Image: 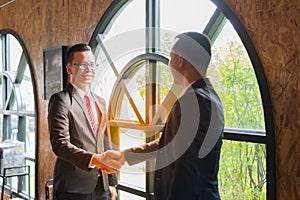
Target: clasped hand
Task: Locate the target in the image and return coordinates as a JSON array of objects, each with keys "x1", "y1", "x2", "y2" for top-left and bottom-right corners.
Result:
[{"x1": 92, "y1": 150, "x2": 125, "y2": 174}]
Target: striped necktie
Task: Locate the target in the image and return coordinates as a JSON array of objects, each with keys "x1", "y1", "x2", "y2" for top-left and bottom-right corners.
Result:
[{"x1": 84, "y1": 94, "x2": 98, "y2": 135}]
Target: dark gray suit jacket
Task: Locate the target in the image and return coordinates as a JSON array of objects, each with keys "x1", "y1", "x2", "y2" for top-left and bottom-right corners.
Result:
[
  {"x1": 48, "y1": 83, "x2": 117, "y2": 194},
  {"x1": 125, "y1": 78, "x2": 224, "y2": 200}
]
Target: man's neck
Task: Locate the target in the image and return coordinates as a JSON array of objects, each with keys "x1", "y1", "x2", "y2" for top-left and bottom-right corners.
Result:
[{"x1": 182, "y1": 73, "x2": 203, "y2": 90}]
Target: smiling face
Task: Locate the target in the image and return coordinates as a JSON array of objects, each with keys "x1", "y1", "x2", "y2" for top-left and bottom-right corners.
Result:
[{"x1": 66, "y1": 50, "x2": 96, "y2": 92}]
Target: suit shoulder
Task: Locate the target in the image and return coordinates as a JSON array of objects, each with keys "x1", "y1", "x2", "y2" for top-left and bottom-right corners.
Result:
[
  {"x1": 49, "y1": 90, "x2": 71, "y2": 104},
  {"x1": 94, "y1": 93, "x2": 106, "y2": 104}
]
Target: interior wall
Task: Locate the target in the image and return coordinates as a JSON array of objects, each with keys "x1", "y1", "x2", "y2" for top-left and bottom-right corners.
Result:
[{"x1": 0, "y1": 0, "x2": 298, "y2": 199}]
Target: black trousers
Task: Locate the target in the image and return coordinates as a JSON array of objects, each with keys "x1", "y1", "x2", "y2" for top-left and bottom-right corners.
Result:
[{"x1": 54, "y1": 177, "x2": 110, "y2": 200}]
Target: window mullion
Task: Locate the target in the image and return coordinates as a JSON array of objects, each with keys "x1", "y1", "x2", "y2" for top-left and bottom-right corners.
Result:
[
  {"x1": 203, "y1": 9, "x2": 227, "y2": 44},
  {"x1": 146, "y1": 1, "x2": 160, "y2": 196},
  {"x1": 15, "y1": 52, "x2": 26, "y2": 83}
]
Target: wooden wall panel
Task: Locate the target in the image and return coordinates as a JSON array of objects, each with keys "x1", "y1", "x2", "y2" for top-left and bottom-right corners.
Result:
[{"x1": 0, "y1": 0, "x2": 299, "y2": 199}]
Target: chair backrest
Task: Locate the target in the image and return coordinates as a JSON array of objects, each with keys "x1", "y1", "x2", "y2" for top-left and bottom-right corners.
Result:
[{"x1": 45, "y1": 178, "x2": 53, "y2": 200}]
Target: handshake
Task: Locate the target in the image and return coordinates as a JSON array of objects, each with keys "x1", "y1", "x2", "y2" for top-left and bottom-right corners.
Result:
[{"x1": 91, "y1": 150, "x2": 125, "y2": 174}]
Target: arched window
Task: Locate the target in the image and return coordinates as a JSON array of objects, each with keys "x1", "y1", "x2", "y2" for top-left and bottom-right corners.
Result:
[
  {"x1": 90, "y1": 0, "x2": 275, "y2": 199},
  {"x1": 0, "y1": 31, "x2": 36, "y2": 199}
]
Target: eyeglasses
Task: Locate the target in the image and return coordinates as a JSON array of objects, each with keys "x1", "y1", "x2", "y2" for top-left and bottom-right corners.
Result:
[{"x1": 69, "y1": 62, "x2": 99, "y2": 70}]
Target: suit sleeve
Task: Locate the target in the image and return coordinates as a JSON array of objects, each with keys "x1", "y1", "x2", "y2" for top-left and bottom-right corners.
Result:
[
  {"x1": 124, "y1": 139, "x2": 159, "y2": 165},
  {"x1": 48, "y1": 93, "x2": 93, "y2": 171},
  {"x1": 103, "y1": 125, "x2": 118, "y2": 186}
]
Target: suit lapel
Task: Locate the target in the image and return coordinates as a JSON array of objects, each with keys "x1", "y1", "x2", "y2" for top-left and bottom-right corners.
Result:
[{"x1": 93, "y1": 94, "x2": 106, "y2": 135}]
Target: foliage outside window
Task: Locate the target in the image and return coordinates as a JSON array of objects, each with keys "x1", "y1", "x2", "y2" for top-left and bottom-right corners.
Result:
[{"x1": 208, "y1": 23, "x2": 266, "y2": 199}]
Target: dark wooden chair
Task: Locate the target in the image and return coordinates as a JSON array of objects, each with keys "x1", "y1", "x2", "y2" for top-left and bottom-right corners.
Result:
[{"x1": 45, "y1": 178, "x2": 53, "y2": 200}]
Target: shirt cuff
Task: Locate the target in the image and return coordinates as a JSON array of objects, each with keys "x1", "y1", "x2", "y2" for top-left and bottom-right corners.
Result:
[{"x1": 89, "y1": 154, "x2": 96, "y2": 168}]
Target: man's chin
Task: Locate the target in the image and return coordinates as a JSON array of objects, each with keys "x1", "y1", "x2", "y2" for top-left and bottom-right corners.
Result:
[
  {"x1": 83, "y1": 80, "x2": 92, "y2": 85},
  {"x1": 73, "y1": 80, "x2": 92, "y2": 87},
  {"x1": 82, "y1": 77, "x2": 93, "y2": 83}
]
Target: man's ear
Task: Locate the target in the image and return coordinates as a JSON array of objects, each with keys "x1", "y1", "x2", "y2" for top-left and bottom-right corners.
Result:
[
  {"x1": 178, "y1": 56, "x2": 185, "y2": 68},
  {"x1": 66, "y1": 65, "x2": 73, "y2": 75}
]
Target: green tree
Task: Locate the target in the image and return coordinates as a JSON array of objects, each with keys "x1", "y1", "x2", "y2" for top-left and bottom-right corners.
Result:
[{"x1": 210, "y1": 40, "x2": 266, "y2": 200}]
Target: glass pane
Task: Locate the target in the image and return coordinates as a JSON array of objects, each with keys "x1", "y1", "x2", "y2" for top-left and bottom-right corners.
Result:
[
  {"x1": 160, "y1": 0, "x2": 216, "y2": 33},
  {"x1": 19, "y1": 66, "x2": 34, "y2": 112},
  {"x1": 92, "y1": 65, "x2": 116, "y2": 105},
  {"x1": 219, "y1": 140, "x2": 266, "y2": 199},
  {"x1": 8, "y1": 34, "x2": 23, "y2": 75},
  {"x1": 157, "y1": 29, "x2": 178, "y2": 55},
  {"x1": 94, "y1": 0, "x2": 146, "y2": 86},
  {"x1": 158, "y1": 61, "x2": 173, "y2": 102},
  {"x1": 119, "y1": 190, "x2": 145, "y2": 200},
  {"x1": 7, "y1": 79, "x2": 18, "y2": 111},
  {"x1": 10, "y1": 115, "x2": 18, "y2": 139},
  {"x1": 25, "y1": 117, "x2": 35, "y2": 158},
  {"x1": 119, "y1": 128, "x2": 146, "y2": 191},
  {"x1": 119, "y1": 65, "x2": 146, "y2": 122},
  {"x1": 104, "y1": 0, "x2": 145, "y2": 39},
  {"x1": 26, "y1": 159, "x2": 35, "y2": 198},
  {"x1": 209, "y1": 21, "x2": 265, "y2": 131},
  {"x1": 96, "y1": 29, "x2": 147, "y2": 78},
  {"x1": 118, "y1": 94, "x2": 141, "y2": 121},
  {"x1": 10, "y1": 176, "x2": 19, "y2": 193},
  {"x1": 9, "y1": 161, "x2": 34, "y2": 198}
]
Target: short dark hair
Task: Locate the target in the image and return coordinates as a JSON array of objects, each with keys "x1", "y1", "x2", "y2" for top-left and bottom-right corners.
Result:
[
  {"x1": 172, "y1": 32, "x2": 211, "y2": 76},
  {"x1": 174, "y1": 32, "x2": 211, "y2": 56},
  {"x1": 66, "y1": 43, "x2": 91, "y2": 64}
]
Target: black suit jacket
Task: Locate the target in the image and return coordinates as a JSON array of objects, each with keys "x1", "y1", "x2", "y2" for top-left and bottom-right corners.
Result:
[
  {"x1": 48, "y1": 83, "x2": 117, "y2": 194},
  {"x1": 125, "y1": 78, "x2": 224, "y2": 200}
]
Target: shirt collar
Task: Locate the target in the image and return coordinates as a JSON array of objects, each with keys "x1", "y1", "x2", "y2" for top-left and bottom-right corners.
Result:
[{"x1": 71, "y1": 83, "x2": 91, "y2": 100}]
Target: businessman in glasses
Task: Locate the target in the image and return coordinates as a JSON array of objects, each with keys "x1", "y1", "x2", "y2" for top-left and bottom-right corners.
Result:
[{"x1": 48, "y1": 43, "x2": 124, "y2": 200}]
